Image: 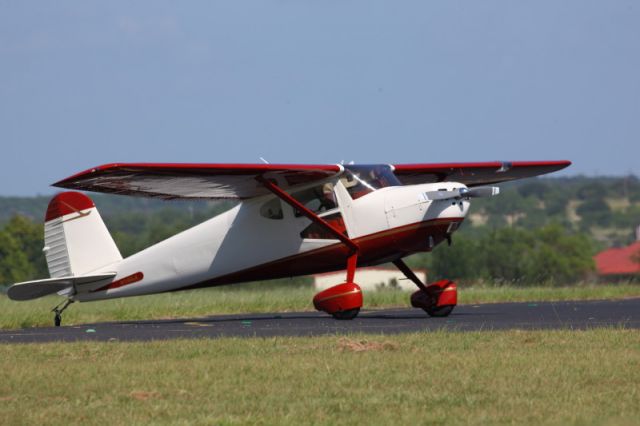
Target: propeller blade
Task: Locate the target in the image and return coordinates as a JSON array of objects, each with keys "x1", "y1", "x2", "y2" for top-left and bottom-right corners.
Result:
[
  {"x1": 467, "y1": 186, "x2": 500, "y2": 198},
  {"x1": 422, "y1": 186, "x2": 499, "y2": 201}
]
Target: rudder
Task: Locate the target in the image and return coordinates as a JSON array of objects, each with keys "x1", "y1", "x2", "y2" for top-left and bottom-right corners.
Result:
[{"x1": 43, "y1": 192, "x2": 122, "y2": 277}]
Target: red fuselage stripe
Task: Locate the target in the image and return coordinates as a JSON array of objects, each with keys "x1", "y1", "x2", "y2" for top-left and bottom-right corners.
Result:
[{"x1": 92, "y1": 272, "x2": 144, "y2": 292}]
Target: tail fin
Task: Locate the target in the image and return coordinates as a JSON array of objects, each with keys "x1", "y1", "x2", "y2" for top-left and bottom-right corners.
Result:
[{"x1": 43, "y1": 192, "x2": 122, "y2": 277}]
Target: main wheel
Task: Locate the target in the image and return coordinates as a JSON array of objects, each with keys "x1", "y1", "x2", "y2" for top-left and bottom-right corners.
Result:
[
  {"x1": 331, "y1": 308, "x2": 360, "y2": 320},
  {"x1": 424, "y1": 305, "x2": 455, "y2": 317},
  {"x1": 54, "y1": 313, "x2": 62, "y2": 327},
  {"x1": 411, "y1": 287, "x2": 456, "y2": 318}
]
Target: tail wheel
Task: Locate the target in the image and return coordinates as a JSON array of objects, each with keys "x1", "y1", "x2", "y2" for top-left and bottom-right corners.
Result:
[{"x1": 52, "y1": 299, "x2": 73, "y2": 327}]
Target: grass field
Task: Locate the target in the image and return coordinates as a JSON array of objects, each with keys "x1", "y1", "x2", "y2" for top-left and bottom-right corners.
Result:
[
  {"x1": 1, "y1": 329, "x2": 639, "y2": 425},
  {"x1": 2, "y1": 283, "x2": 640, "y2": 329}
]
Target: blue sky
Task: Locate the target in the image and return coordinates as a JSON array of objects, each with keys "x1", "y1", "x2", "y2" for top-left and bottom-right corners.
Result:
[{"x1": 1, "y1": 1, "x2": 639, "y2": 195}]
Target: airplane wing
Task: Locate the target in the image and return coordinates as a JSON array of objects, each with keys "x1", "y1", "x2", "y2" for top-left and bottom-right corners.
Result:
[
  {"x1": 392, "y1": 160, "x2": 571, "y2": 187},
  {"x1": 54, "y1": 160, "x2": 571, "y2": 200},
  {"x1": 53, "y1": 163, "x2": 342, "y2": 200}
]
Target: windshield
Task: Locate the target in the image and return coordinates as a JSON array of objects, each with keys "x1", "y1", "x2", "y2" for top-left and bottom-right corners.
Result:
[{"x1": 341, "y1": 165, "x2": 400, "y2": 199}]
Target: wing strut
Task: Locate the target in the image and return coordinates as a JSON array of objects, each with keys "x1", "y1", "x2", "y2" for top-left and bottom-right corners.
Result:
[{"x1": 257, "y1": 176, "x2": 360, "y2": 282}]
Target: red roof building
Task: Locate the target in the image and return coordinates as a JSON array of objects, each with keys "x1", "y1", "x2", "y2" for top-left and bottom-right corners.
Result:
[{"x1": 594, "y1": 241, "x2": 640, "y2": 277}]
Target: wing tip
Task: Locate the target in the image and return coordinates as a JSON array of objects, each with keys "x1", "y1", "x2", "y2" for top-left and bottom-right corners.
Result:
[
  {"x1": 536, "y1": 159, "x2": 572, "y2": 172},
  {"x1": 52, "y1": 163, "x2": 116, "y2": 189}
]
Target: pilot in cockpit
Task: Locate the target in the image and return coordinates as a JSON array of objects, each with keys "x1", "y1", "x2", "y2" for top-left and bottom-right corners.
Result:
[{"x1": 320, "y1": 183, "x2": 337, "y2": 211}]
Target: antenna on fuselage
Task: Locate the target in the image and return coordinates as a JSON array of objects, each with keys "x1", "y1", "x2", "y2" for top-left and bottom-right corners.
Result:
[{"x1": 259, "y1": 157, "x2": 269, "y2": 164}]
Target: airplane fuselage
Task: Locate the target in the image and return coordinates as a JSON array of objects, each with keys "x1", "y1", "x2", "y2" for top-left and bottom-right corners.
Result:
[{"x1": 74, "y1": 182, "x2": 470, "y2": 302}]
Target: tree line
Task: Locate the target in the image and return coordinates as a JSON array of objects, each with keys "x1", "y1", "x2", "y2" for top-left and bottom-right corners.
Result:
[
  {"x1": 408, "y1": 223, "x2": 595, "y2": 285},
  {"x1": 1, "y1": 215, "x2": 597, "y2": 289}
]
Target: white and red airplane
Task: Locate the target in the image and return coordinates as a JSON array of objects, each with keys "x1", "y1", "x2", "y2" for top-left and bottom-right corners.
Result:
[{"x1": 8, "y1": 161, "x2": 570, "y2": 326}]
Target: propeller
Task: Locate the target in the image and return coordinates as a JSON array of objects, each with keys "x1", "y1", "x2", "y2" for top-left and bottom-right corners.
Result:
[{"x1": 423, "y1": 186, "x2": 500, "y2": 201}]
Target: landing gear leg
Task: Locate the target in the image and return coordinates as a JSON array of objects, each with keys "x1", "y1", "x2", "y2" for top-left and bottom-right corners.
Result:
[
  {"x1": 52, "y1": 299, "x2": 73, "y2": 327},
  {"x1": 257, "y1": 176, "x2": 362, "y2": 320},
  {"x1": 393, "y1": 259, "x2": 457, "y2": 317}
]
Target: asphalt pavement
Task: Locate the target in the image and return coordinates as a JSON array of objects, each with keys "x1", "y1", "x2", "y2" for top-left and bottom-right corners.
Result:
[{"x1": 1, "y1": 298, "x2": 638, "y2": 344}]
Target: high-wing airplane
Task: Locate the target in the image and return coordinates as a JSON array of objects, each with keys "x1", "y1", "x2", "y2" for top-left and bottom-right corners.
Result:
[{"x1": 7, "y1": 161, "x2": 570, "y2": 326}]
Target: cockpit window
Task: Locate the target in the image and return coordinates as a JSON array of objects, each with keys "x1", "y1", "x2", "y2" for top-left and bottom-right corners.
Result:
[
  {"x1": 341, "y1": 165, "x2": 401, "y2": 200},
  {"x1": 287, "y1": 165, "x2": 401, "y2": 217},
  {"x1": 260, "y1": 198, "x2": 284, "y2": 220}
]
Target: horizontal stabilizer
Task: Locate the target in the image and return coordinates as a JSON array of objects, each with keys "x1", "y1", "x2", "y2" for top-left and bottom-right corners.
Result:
[{"x1": 7, "y1": 273, "x2": 116, "y2": 301}]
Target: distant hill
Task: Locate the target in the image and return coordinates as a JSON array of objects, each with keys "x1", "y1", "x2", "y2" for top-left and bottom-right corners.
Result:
[
  {"x1": 467, "y1": 175, "x2": 640, "y2": 247},
  {"x1": 0, "y1": 194, "x2": 234, "y2": 225}
]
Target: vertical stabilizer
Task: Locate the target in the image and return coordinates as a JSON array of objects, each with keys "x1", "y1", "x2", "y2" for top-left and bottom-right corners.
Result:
[{"x1": 43, "y1": 192, "x2": 122, "y2": 277}]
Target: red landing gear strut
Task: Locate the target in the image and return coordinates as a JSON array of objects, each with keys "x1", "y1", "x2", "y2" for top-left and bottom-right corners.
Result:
[
  {"x1": 258, "y1": 177, "x2": 362, "y2": 320},
  {"x1": 312, "y1": 254, "x2": 362, "y2": 320},
  {"x1": 393, "y1": 259, "x2": 457, "y2": 317}
]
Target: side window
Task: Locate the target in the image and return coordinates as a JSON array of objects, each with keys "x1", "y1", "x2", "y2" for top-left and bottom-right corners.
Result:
[
  {"x1": 292, "y1": 184, "x2": 337, "y2": 217},
  {"x1": 260, "y1": 198, "x2": 283, "y2": 220},
  {"x1": 300, "y1": 212, "x2": 347, "y2": 239}
]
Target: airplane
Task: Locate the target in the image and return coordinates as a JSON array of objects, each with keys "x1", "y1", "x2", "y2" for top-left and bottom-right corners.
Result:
[{"x1": 7, "y1": 160, "x2": 570, "y2": 326}]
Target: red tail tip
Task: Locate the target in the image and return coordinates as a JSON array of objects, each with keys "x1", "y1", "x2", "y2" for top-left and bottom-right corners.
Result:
[{"x1": 45, "y1": 192, "x2": 95, "y2": 222}]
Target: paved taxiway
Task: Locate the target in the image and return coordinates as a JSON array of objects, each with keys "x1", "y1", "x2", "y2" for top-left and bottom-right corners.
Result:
[{"x1": 1, "y1": 298, "x2": 638, "y2": 343}]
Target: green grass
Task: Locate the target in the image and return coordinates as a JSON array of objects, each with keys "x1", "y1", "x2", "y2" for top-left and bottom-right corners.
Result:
[
  {"x1": 1, "y1": 329, "x2": 639, "y2": 425},
  {"x1": 1, "y1": 283, "x2": 640, "y2": 329}
]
